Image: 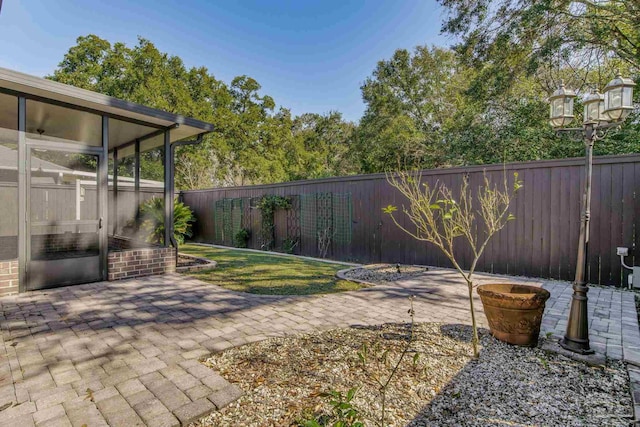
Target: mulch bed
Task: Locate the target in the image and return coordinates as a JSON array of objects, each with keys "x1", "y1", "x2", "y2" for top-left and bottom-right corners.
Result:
[{"x1": 194, "y1": 323, "x2": 631, "y2": 426}]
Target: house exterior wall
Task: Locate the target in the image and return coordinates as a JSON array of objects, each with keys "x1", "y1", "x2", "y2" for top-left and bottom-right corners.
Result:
[{"x1": 0, "y1": 260, "x2": 19, "y2": 296}]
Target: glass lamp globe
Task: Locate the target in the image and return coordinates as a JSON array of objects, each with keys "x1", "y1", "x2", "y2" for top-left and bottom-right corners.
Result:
[
  {"x1": 603, "y1": 72, "x2": 636, "y2": 122},
  {"x1": 549, "y1": 81, "x2": 576, "y2": 128},
  {"x1": 583, "y1": 89, "x2": 606, "y2": 126}
]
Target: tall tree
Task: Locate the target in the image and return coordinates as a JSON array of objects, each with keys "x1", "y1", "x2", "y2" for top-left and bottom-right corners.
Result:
[
  {"x1": 50, "y1": 35, "x2": 349, "y2": 189},
  {"x1": 438, "y1": 0, "x2": 639, "y2": 96},
  {"x1": 356, "y1": 43, "x2": 640, "y2": 172},
  {"x1": 290, "y1": 112, "x2": 358, "y2": 179},
  {"x1": 356, "y1": 46, "x2": 462, "y2": 172}
]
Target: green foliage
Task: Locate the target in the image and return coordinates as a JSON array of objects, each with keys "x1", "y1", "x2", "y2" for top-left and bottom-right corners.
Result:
[
  {"x1": 439, "y1": 0, "x2": 640, "y2": 77},
  {"x1": 290, "y1": 112, "x2": 360, "y2": 180},
  {"x1": 139, "y1": 197, "x2": 195, "y2": 245},
  {"x1": 356, "y1": 43, "x2": 639, "y2": 173},
  {"x1": 283, "y1": 238, "x2": 299, "y2": 254},
  {"x1": 381, "y1": 205, "x2": 397, "y2": 214},
  {"x1": 49, "y1": 35, "x2": 358, "y2": 189},
  {"x1": 256, "y1": 195, "x2": 291, "y2": 251},
  {"x1": 300, "y1": 388, "x2": 364, "y2": 427},
  {"x1": 49, "y1": 33, "x2": 639, "y2": 187},
  {"x1": 356, "y1": 47, "x2": 458, "y2": 172},
  {"x1": 234, "y1": 228, "x2": 251, "y2": 248}
]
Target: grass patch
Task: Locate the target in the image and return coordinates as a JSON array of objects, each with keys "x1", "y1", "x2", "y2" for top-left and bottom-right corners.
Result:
[{"x1": 179, "y1": 244, "x2": 363, "y2": 295}]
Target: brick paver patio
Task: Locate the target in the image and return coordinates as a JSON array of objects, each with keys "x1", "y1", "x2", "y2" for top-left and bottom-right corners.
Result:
[{"x1": 0, "y1": 270, "x2": 637, "y2": 426}]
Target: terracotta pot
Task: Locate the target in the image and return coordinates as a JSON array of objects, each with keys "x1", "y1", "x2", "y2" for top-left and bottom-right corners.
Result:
[{"x1": 477, "y1": 283, "x2": 550, "y2": 347}]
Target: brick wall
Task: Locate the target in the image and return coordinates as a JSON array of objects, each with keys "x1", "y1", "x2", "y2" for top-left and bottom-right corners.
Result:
[
  {"x1": 107, "y1": 246, "x2": 176, "y2": 281},
  {"x1": 0, "y1": 260, "x2": 19, "y2": 296},
  {"x1": 0, "y1": 237, "x2": 176, "y2": 294}
]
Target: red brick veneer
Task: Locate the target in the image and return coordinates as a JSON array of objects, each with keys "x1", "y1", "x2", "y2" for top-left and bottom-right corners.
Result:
[
  {"x1": 0, "y1": 259, "x2": 19, "y2": 296},
  {"x1": 107, "y1": 246, "x2": 176, "y2": 281}
]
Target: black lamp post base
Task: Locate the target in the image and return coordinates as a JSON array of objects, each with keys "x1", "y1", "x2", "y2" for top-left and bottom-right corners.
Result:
[{"x1": 559, "y1": 337, "x2": 594, "y2": 355}]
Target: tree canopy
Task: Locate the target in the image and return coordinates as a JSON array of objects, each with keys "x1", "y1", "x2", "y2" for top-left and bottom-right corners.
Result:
[
  {"x1": 437, "y1": 0, "x2": 639, "y2": 96},
  {"x1": 49, "y1": 35, "x2": 359, "y2": 189},
  {"x1": 48, "y1": 31, "x2": 638, "y2": 188}
]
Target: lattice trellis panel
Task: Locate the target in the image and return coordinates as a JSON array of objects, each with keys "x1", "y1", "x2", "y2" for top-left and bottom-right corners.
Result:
[
  {"x1": 333, "y1": 193, "x2": 352, "y2": 245},
  {"x1": 300, "y1": 193, "x2": 317, "y2": 242},
  {"x1": 299, "y1": 192, "x2": 352, "y2": 257},
  {"x1": 242, "y1": 198, "x2": 252, "y2": 231},
  {"x1": 213, "y1": 200, "x2": 224, "y2": 243},
  {"x1": 231, "y1": 198, "x2": 244, "y2": 244},
  {"x1": 286, "y1": 195, "x2": 301, "y2": 253},
  {"x1": 222, "y1": 199, "x2": 233, "y2": 246}
]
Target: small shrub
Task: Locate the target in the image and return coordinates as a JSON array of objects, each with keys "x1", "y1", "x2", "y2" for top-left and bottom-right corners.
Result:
[
  {"x1": 384, "y1": 170, "x2": 521, "y2": 357},
  {"x1": 300, "y1": 387, "x2": 364, "y2": 427},
  {"x1": 139, "y1": 197, "x2": 195, "y2": 245},
  {"x1": 235, "y1": 228, "x2": 251, "y2": 248},
  {"x1": 283, "y1": 238, "x2": 299, "y2": 254}
]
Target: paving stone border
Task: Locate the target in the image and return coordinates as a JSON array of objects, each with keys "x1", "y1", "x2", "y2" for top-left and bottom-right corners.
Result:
[
  {"x1": 335, "y1": 267, "x2": 375, "y2": 286},
  {"x1": 175, "y1": 254, "x2": 217, "y2": 274}
]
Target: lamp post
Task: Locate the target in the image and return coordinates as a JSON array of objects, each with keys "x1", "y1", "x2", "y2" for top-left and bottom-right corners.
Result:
[{"x1": 549, "y1": 72, "x2": 635, "y2": 354}]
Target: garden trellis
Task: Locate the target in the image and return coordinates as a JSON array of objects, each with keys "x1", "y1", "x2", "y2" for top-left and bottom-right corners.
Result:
[{"x1": 211, "y1": 192, "x2": 353, "y2": 257}]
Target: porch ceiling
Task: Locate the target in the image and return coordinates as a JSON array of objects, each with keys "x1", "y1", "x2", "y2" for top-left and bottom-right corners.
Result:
[{"x1": 0, "y1": 67, "x2": 214, "y2": 148}]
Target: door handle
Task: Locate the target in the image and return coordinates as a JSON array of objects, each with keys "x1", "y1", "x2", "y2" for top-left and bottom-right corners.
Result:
[{"x1": 99, "y1": 217, "x2": 103, "y2": 229}]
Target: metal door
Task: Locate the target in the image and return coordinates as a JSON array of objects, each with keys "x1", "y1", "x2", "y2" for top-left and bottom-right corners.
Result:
[{"x1": 26, "y1": 144, "x2": 105, "y2": 290}]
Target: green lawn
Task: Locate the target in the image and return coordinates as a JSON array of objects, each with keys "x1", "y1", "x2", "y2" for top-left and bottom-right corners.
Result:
[{"x1": 179, "y1": 244, "x2": 363, "y2": 295}]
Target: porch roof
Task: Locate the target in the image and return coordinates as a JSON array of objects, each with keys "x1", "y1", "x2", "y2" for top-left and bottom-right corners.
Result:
[{"x1": 0, "y1": 67, "x2": 214, "y2": 149}]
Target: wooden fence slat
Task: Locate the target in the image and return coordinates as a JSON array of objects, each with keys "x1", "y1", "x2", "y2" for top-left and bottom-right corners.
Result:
[{"x1": 181, "y1": 155, "x2": 640, "y2": 286}]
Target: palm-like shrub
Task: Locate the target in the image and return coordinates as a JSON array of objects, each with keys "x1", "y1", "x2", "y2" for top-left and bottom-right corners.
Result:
[{"x1": 139, "y1": 197, "x2": 195, "y2": 245}]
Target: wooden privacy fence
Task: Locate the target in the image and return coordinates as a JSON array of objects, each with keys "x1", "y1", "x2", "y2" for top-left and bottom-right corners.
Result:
[{"x1": 181, "y1": 154, "x2": 640, "y2": 286}]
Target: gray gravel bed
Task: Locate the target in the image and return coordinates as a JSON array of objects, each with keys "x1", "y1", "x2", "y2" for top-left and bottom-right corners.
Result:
[
  {"x1": 414, "y1": 334, "x2": 631, "y2": 426},
  {"x1": 342, "y1": 264, "x2": 430, "y2": 283}
]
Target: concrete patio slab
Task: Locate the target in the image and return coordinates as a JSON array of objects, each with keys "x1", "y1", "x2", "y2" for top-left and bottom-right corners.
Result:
[{"x1": 0, "y1": 270, "x2": 636, "y2": 426}]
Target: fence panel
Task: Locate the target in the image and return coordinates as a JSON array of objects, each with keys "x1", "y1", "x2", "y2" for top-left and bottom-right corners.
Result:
[{"x1": 181, "y1": 154, "x2": 640, "y2": 286}]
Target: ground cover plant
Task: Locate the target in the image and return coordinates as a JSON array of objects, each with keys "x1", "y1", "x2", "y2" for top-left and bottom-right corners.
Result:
[{"x1": 179, "y1": 244, "x2": 361, "y2": 295}]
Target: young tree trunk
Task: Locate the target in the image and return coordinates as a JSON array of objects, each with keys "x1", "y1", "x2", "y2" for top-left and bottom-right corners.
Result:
[{"x1": 467, "y1": 280, "x2": 480, "y2": 358}]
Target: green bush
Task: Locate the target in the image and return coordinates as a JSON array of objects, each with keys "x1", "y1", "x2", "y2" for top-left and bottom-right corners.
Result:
[
  {"x1": 139, "y1": 197, "x2": 195, "y2": 245},
  {"x1": 235, "y1": 228, "x2": 251, "y2": 248}
]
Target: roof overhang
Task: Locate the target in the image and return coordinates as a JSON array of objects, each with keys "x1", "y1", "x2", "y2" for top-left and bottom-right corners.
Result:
[{"x1": 0, "y1": 67, "x2": 214, "y2": 148}]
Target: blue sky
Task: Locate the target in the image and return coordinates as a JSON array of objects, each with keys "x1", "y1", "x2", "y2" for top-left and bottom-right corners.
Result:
[{"x1": 0, "y1": 0, "x2": 452, "y2": 122}]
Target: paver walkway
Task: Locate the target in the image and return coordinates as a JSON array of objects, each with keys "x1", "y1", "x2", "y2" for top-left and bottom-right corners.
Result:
[{"x1": 0, "y1": 270, "x2": 637, "y2": 426}]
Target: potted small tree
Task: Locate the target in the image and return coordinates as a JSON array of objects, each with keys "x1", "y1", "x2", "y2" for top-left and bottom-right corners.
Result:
[{"x1": 384, "y1": 169, "x2": 549, "y2": 356}]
